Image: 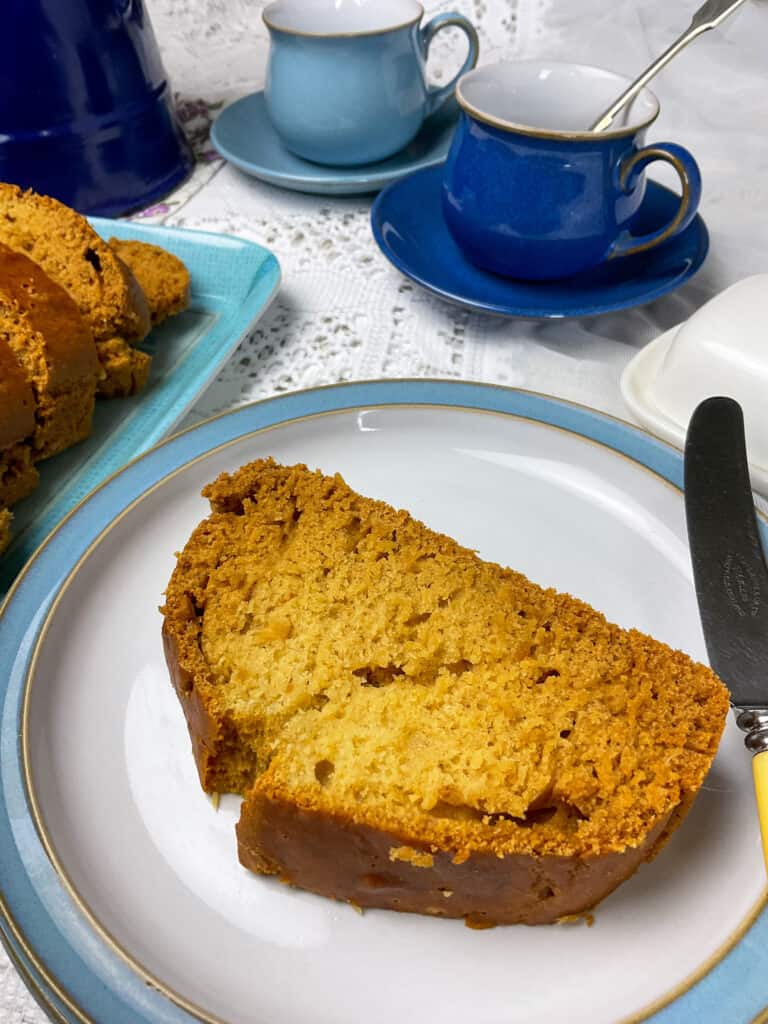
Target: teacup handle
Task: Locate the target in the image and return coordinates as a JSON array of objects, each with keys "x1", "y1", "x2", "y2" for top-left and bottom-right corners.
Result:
[
  {"x1": 609, "y1": 142, "x2": 702, "y2": 260},
  {"x1": 420, "y1": 13, "x2": 480, "y2": 117}
]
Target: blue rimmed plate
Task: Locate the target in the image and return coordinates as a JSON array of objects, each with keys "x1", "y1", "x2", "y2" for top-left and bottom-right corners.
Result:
[
  {"x1": 1, "y1": 219, "x2": 280, "y2": 592},
  {"x1": 0, "y1": 381, "x2": 766, "y2": 1024},
  {"x1": 371, "y1": 166, "x2": 709, "y2": 318}
]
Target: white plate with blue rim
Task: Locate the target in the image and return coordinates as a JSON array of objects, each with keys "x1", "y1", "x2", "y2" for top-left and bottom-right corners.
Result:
[{"x1": 0, "y1": 380, "x2": 766, "y2": 1024}]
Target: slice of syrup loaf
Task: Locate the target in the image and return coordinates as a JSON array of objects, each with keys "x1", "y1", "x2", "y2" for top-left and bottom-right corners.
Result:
[
  {"x1": 0, "y1": 243, "x2": 100, "y2": 458},
  {"x1": 162, "y1": 459, "x2": 730, "y2": 926},
  {"x1": 0, "y1": 184, "x2": 151, "y2": 397},
  {"x1": 109, "y1": 238, "x2": 190, "y2": 326}
]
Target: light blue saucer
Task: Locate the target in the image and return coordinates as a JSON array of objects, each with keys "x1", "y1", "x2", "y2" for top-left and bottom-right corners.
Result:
[
  {"x1": 371, "y1": 165, "x2": 709, "y2": 318},
  {"x1": 211, "y1": 90, "x2": 460, "y2": 196}
]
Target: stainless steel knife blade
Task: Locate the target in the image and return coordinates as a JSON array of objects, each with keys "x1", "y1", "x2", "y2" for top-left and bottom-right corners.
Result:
[{"x1": 684, "y1": 396, "x2": 768, "y2": 710}]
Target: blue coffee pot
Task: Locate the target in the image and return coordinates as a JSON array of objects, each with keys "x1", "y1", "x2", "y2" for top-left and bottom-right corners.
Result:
[{"x1": 0, "y1": 0, "x2": 193, "y2": 215}]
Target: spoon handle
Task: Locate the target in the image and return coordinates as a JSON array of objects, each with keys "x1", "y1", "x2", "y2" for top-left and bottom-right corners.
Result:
[{"x1": 590, "y1": 0, "x2": 750, "y2": 133}]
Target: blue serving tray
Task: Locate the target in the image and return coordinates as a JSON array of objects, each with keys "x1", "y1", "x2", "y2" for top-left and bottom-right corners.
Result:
[{"x1": 0, "y1": 219, "x2": 280, "y2": 592}]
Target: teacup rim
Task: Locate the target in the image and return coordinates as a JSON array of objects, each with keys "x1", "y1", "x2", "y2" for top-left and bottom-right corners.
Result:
[
  {"x1": 455, "y1": 60, "x2": 660, "y2": 141},
  {"x1": 262, "y1": 0, "x2": 424, "y2": 38}
]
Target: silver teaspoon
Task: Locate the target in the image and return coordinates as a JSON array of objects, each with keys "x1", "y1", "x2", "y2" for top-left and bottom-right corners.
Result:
[{"x1": 590, "y1": 0, "x2": 751, "y2": 133}]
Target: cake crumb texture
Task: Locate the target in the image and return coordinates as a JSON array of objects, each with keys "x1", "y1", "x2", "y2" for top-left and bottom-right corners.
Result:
[
  {"x1": 94, "y1": 337, "x2": 151, "y2": 398},
  {"x1": 109, "y1": 238, "x2": 191, "y2": 326},
  {"x1": 0, "y1": 184, "x2": 151, "y2": 397},
  {"x1": 0, "y1": 184, "x2": 149, "y2": 342},
  {"x1": 0, "y1": 338, "x2": 38, "y2": 508},
  {"x1": 0, "y1": 243, "x2": 99, "y2": 458},
  {"x1": 0, "y1": 337, "x2": 36, "y2": 450},
  {"x1": 0, "y1": 507, "x2": 12, "y2": 555},
  {"x1": 390, "y1": 846, "x2": 435, "y2": 868},
  {"x1": 0, "y1": 443, "x2": 38, "y2": 508}
]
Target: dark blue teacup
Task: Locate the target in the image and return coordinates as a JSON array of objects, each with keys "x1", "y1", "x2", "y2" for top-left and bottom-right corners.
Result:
[{"x1": 442, "y1": 61, "x2": 701, "y2": 281}]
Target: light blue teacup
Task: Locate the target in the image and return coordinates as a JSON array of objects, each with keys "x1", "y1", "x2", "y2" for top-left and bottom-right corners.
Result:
[{"x1": 263, "y1": 0, "x2": 479, "y2": 167}]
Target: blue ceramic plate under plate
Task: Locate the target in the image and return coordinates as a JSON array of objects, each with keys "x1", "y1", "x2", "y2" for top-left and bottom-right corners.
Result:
[
  {"x1": 0, "y1": 219, "x2": 280, "y2": 592},
  {"x1": 211, "y1": 90, "x2": 460, "y2": 196},
  {"x1": 0, "y1": 380, "x2": 766, "y2": 1024},
  {"x1": 371, "y1": 165, "x2": 709, "y2": 318}
]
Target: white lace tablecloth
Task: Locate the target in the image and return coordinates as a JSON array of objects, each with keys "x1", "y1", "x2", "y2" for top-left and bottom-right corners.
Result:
[{"x1": 3, "y1": 0, "x2": 768, "y2": 1019}]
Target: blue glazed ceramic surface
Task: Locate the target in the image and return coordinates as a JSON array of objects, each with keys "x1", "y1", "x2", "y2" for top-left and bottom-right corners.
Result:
[
  {"x1": 211, "y1": 91, "x2": 460, "y2": 196},
  {"x1": 443, "y1": 61, "x2": 702, "y2": 281},
  {"x1": 0, "y1": 0, "x2": 193, "y2": 216},
  {"x1": 266, "y1": 24, "x2": 428, "y2": 166},
  {"x1": 0, "y1": 382, "x2": 766, "y2": 1024},
  {"x1": 371, "y1": 165, "x2": 708, "y2": 318},
  {"x1": 443, "y1": 113, "x2": 701, "y2": 280},
  {"x1": 263, "y1": 7, "x2": 477, "y2": 166}
]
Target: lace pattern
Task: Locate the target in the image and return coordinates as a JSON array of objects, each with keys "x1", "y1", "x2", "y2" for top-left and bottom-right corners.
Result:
[{"x1": 137, "y1": 0, "x2": 768, "y2": 439}]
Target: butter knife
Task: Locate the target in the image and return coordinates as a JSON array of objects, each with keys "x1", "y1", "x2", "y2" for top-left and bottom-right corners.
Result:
[{"x1": 684, "y1": 396, "x2": 768, "y2": 870}]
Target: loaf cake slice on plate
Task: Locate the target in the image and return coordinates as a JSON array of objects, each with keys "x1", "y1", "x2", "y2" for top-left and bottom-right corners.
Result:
[{"x1": 162, "y1": 459, "x2": 730, "y2": 926}]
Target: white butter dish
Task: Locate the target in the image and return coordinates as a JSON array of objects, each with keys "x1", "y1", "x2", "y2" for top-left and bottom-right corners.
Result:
[{"x1": 621, "y1": 274, "x2": 768, "y2": 495}]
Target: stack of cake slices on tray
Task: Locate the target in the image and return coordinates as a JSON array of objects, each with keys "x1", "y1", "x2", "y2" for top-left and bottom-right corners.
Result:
[{"x1": 0, "y1": 184, "x2": 191, "y2": 554}]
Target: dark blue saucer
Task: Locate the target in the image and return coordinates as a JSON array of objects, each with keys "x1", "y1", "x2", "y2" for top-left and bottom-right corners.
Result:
[{"x1": 371, "y1": 165, "x2": 709, "y2": 318}]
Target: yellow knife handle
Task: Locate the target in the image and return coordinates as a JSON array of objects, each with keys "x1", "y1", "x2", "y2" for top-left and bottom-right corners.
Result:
[
  {"x1": 754, "y1": 750, "x2": 768, "y2": 872},
  {"x1": 736, "y1": 710, "x2": 768, "y2": 872}
]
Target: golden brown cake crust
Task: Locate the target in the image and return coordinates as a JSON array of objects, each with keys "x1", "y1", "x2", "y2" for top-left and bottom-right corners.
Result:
[
  {"x1": 0, "y1": 443, "x2": 38, "y2": 507},
  {"x1": 94, "y1": 337, "x2": 151, "y2": 398},
  {"x1": 0, "y1": 184, "x2": 151, "y2": 398},
  {"x1": 0, "y1": 339, "x2": 35, "y2": 450},
  {"x1": 0, "y1": 184, "x2": 150, "y2": 343},
  {"x1": 162, "y1": 619, "x2": 235, "y2": 790},
  {"x1": 0, "y1": 244, "x2": 99, "y2": 388},
  {"x1": 0, "y1": 507, "x2": 12, "y2": 555},
  {"x1": 109, "y1": 238, "x2": 190, "y2": 326},
  {"x1": 0, "y1": 338, "x2": 38, "y2": 508},
  {"x1": 162, "y1": 458, "x2": 731, "y2": 925},
  {"x1": 237, "y1": 792, "x2": 688, "y2": 926},
  {"x1": 0, "y1": 243, "x2": 99, "y2": 458}
]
